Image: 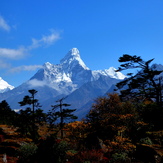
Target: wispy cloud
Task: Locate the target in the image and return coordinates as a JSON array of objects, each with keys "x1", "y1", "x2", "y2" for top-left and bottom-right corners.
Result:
[
  {"x1": 0, "y1": 47, "x2": 26, "y2": 59},
  {"x1": 28, "y1": 79, "x2": 47, "y2": 87},
  {"x1": 0, "y1": 16, "x2": 10, "y2": 31},
  {"x1": 0, "y1": 29, "x2": 61, "y2": 74},
  {"x1": 9, "y1": 65, "x2": 43, "y2": 73},
  {"x1": 0, "y1": 30, "x2": 61, "y2": 60},
  {"x1": 29, "y1": 30, "x2": 61, "y2": 49}
]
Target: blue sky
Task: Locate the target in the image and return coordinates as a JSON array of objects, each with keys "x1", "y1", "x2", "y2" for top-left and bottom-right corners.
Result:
[{"x1": 0, "y1": 0, "x2": 163, "y2": 87}]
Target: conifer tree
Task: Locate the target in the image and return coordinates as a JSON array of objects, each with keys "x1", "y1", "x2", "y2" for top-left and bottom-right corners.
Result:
[
  {"x1": 116, "y1": 54, "x2": 163, "y2": 106},
  {"x1": 0, "y1": 100, "x2": 16, "y2": 124},
  {"x1": 48, "y1": 97, "x2": 77, "y2": 138},
  {"x1": 18, "y1": 89, "x2": 45, "y2": 141}
]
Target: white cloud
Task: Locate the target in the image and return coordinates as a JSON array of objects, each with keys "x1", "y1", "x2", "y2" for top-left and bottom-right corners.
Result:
[
  {"x1": 0, "y1": 30, "x2": 61, "y2": 60},
  {"x1": 28, "y1": 79, "x2": 47, "y2": 87},
  {"x1": 0, "y1": 16, "x2": 10, "y2": 31},
  {"x1": 0, "y1": 29, "x2": 61, "y2": 74},
  {"x1": 0, "y1": 47, "x2": 26, "y2": 59},
  {"x1": 42, "y1": 31, "x2": 60, "y2": 45},
  {"x1": 29, "y1": 30, "x2": 61, "y2": 49},
  {"x1": 9, "y1": 65, "x2": 43, "y2": 73}
]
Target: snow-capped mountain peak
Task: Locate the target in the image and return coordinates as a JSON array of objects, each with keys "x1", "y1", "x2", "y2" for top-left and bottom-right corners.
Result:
[
  {"x1": 43, "y1": 62, "x2": 54, "y2": 72},
  {"x1": 68, "y1": 48, "x2": 80, "y2": 56},
  {"x1": 0, "y1": 77, "x2": 14, "y2": 93},
  {"x1": 31, "y1": 48, "x2": 125, "y2": 90},
  {"x1": 0, "y1": 48, "x2": 127, "y2": 119},
  {"x1": 92, "y1": 67, "x2": 126, "y2": 80},
  {"x1": 44, "y1": 62, "x2": 52, "y2": 68},
  {"x1": 105, "y1": 67, "x2": 126, "y2": 79},
  {"x1": 60, "y1": 48, "x2": 89, "y2": 70}
]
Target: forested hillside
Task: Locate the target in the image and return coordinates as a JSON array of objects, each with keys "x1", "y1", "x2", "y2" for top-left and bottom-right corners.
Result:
[{"x1": 0, "y1": 55, "x2": 163, "y2": 163}]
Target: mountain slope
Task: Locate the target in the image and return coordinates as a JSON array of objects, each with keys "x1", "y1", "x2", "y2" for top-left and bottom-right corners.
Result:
[
  {"x1": 66, "y1": 75, "x2": 121, "y2": 118},
  {"x1": 0, "y1": 48, "x2": 126, "y2": 118}
]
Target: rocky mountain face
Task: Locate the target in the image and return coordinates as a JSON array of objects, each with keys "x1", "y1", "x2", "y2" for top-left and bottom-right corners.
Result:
[{"x1": 0, "y1": 48, "x2": 126, "y2": 119}]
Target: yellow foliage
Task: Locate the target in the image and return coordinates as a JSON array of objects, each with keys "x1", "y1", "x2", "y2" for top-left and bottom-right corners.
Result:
[
  {"x1": 67, "y1": 121, "x2": 87, "y2": 129},
  {"x1": 106, "y1": 136, "x2": 136, "y2": 152},
  {"x1": 136, "y1": 121, "x2": 148, "y2": 126}
]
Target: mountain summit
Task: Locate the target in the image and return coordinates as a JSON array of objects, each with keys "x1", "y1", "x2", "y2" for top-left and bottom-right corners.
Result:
[
  {"x1": 30, "y1": 48, "x2": 125, "y2": 92},
  {"x1": 60, "y1": 48, "x2": 89, "y2": 71},
  {"x1": 30, "y1": 48, "x2": 93, "y2": 93},
  {"x1": 0, "y1": 77, "x2": 14, "y2": 93},
  {"x1": 0, "y1": 48, "x2": 126, "y2": 118}
]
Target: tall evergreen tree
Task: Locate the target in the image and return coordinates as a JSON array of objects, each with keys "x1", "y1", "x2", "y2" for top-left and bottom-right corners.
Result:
[
  {"x1": 18, "y1": 89, "x2": 46, "y2": 141},
  {"x1": 48, "y1": 97, "x2": 77, "y2": 138},
  {"x1": 116, "y1": 54, "x2": 163, "y2": 106}
]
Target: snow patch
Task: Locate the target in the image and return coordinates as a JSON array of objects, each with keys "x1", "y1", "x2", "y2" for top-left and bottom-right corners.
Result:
[
  {"x1": 92, "y1": 67, "x2": 126, "y2": 80},
  {"x1": 0, "y1": 77, "x2": 14, "y2": 93},
  {"x1": 60, "y1": 48, "x2": 89, "y2": 70}
]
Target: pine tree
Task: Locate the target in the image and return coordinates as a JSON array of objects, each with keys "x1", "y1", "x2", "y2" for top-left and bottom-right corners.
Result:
[
  {"x1": 0, "y1": 100, "x2": 16, "y2": 124},
  {"x1": 18, "y1": 89, "x2": 46, "y2": 141},
  {"x1": 48, "y1": 97, "x2": 77, "y2": 138},
  {"x1": 116, "y1": 54, "x2": 163, "y2": 106}
]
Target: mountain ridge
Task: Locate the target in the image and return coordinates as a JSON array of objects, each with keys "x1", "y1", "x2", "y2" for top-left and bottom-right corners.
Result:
[{"x1": 0, "y1": 48, "x2": 126, "y2": 118}]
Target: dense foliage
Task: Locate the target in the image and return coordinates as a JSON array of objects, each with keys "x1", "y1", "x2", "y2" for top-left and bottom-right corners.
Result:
[
  {"x1": 116, "y1": 54, "x2": 163, "y2": 106},
  {"x1": 0, "y1": 55, "x2": 163, "y2": 162}
]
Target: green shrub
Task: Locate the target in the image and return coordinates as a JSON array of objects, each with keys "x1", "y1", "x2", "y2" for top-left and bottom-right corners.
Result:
[
  {"x1": 18, "y1": 142, "x2": 38, "y2": 161},
  {"x1": 111, "y1": 152, "x2": 129, "y2": 162},
  {"x1": 140, "y1": 137, "x2": 153, "y2": 145}
]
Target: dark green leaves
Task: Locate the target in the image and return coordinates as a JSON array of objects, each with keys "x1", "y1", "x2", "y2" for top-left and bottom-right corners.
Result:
[{"x1": 116, "y1": 54, "x2": 163, "y2": 106}]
